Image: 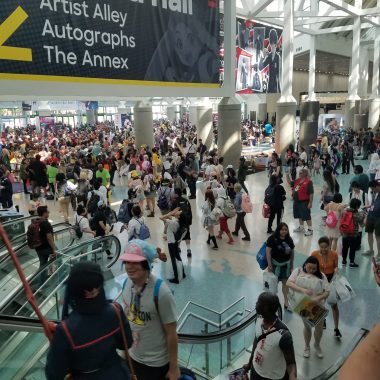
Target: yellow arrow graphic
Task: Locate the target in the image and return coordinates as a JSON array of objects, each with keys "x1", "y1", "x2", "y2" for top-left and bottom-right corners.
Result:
[{"x1": 0, "y1": 6, "x2": 32, "y2": 61}]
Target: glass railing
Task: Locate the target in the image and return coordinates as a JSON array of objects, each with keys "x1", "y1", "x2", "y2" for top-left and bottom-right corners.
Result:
[
  {"x1": 0, "y1": 311, "x2": 368, "y2": 380},
  {"x1": 0, "y1": 223, "x2": 75, "y2": 310},
  {"x1": 0, "y1": 236, "x2": 121, "y2": 380}
]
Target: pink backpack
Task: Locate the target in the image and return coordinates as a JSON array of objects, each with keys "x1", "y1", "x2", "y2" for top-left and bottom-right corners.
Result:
[
  {"x1": 325, "y1": 210, "x2": 338, "y2": 228},
  {"x1": 241, "y1": 194, "x2": 253, "y2": 213}
]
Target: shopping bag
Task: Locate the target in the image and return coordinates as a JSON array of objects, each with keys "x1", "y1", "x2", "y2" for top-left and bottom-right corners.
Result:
[
  {"x1": 327, "y1": 277, "x2": 338, "y2": 305},
  {"x1": 228, "y1": 367, "x2": 249, "y2": 380},
  {"x1": 262, "y1": 203, "x2": 270, "y2": 218},
  {"x1": 334, "y1": 275, "x2": 355, "y2": 303},
  {"x1": 263, "y1": 272, "x2": 278, "y2": 294},
  {"x1": 256, "y1": 242, "x2": 268, "y2": 270}
]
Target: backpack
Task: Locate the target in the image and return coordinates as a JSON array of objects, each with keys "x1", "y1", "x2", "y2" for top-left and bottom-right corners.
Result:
[
  {"x1": 264, "y1": 186, "x2": 275, "y2": 207},
  {"x1": 174, "y1": 226, "x2": 188, "y2": 242},
  {"x1": 180, "y1": 368, "x2": 197, "y2": 380},
  {"x1": 122, "y1": 277, "x2": 163, "y2": 313},
  {"x1": 339, "y1": 211, "x2": 355, "y2": 234},
  {"x1": 27, "y1": 218, "x2": 42, "y2": 248},
  {"x1": 241, "y1": 194, "x2": 253, "y2": 213},
  {"x1": 136, "y1": 219, "x2": 150, "y2": 240},
  {"x1": 87, "y1": 191, "x2": 100, "y2": 214},
  {"x1": 118, "y1": 199, "x2": 132, "y2": 224},
  {"x1": 178, "y1": 199, "x2": 192, "y2": 226},
  {"x1": 89, "y1": 216, "x2": 98, "y2": 231},
  {"x1": 71, "y1": 216, "x2": 83, "y2": 239},
  {"x1": 157, "y1": 188, "x2": 169, "y2": 210},
  {"x1": 325, "y1": 210, "x2": 338, "y2": 228},
  {"x1": 222, "y1": 198, "x2": 236, "y2": 218}
]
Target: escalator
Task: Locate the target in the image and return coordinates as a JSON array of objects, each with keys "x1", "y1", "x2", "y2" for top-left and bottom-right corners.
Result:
[
  {"x1": 0, "y1": 308, "x2": 368, "y2": 380},
  {"x1": 0, "y1": 235, "x2": 121, "y2": 380},
  {"x1": 0, "y1": 222, "x2": 75, "y2": 310}
]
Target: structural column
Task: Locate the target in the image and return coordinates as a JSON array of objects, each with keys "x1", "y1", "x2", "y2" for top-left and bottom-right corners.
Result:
[
  {"x1": 369, "y1": 1, "x2": 380, "y2": 130},
  {"x1": 308, "y1": 35, "x2": 316, "y2": 101},
  {"x1": 345, "y1": 2, "x2": 362, "y2": 129},
  {"x1": 166, "y1": 106, "x2": 175, "y2": 122},
  {"x1": 218, "y1": 97, "x2": 241, "y2": 168},
  {"x1": 258, "y1": 103, "x2": 267, "y2": 122},
  {"x1": 188, "y1": 106, "x2": 197, "y2": 125},
  {"x1": 276, "y1": 0, "x2": 297, "y2": 155},
  {"x1": 86, "y1": 110, "x2": 96, "y2": 126},
  {"x1": 134, "y1": 102, "x2": 154, "y2": 148},
  {"x1": 196, "y1": 105, "x2": 213, "y2": 149}
]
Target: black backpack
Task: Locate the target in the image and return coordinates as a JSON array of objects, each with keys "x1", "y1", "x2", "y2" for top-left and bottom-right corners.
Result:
[
  {"x1": 264, "y1": 186, "x2": 275, "y2": 206},
  {"x1": 178, "y1": 199, "x2": 192, "y2": 226},
  {"x1": 118, "y1": 199, "x2": 132, "y2": 224},
  {"x1": 87, "y1": 191, "x2": 100, "y2": 214}
]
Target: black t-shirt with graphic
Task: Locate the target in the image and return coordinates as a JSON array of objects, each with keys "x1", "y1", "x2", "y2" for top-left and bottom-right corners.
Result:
[{"x1": 266, "y1": 235, "x2": 294, "y2": 263}]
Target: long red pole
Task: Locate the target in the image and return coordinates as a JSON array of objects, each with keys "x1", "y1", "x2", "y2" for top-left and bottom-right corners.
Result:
[{"x1": 0, "y1": 224, "x2": 53, "y2": 341}]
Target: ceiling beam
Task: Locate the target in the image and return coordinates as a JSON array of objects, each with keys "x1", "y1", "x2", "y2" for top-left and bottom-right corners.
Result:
[
  {"x1": 314, "y1": 22, "x2": 373, "y2": 35},
  {"x1": 254, "y1": 17, "x2": 317, "y2": 35},
  {"x1": 249, "y1": 0, "x2": 274, "y2": 16},
  {"x1": 294, "y1": 16, "x2": 351, "y2": 26},
  {"x1": 320, "y1": 0, "x2": 360, "y2": 17},
  {"x1": 360, "y1": 7, "x2": 380, "y2": 16}
]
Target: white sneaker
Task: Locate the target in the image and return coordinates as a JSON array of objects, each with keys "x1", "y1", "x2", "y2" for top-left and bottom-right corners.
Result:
[
  {"x1": 303, "y1": 347, "x2": 311, "y2": 358},
  {"x1": 362, "y1": 250, "x2": 374, "y2": 256},
  {"x1": 304, "y1": 229, "x2": 313, "y2": 236},
  {"x1": 314, "y1": 344, "x2": 324, "y2": 359},
  {"x1": 293, "y1": 226, "x2": 304, "y2": 233}
]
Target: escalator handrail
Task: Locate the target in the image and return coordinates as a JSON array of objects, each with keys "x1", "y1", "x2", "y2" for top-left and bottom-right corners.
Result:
[
  {"x1": 0, "y1": 221, "x2": 73, "y2": 264},
  {"x1": 0, "y1": 308, "x2": 258, "y2": 345},
  {"x1": 1, "y1": 215, "x2": 35, "y2": 228},
  {"x1": 0, "y1": 235, "x2": 122, "y2": 314}
]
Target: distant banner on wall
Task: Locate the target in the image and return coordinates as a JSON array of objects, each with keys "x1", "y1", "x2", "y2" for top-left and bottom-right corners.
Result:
[
  {"x1": 236, "y1": 18, "x2": 283, "y2": 94},
  {"x1": 0, "y1": 1, "x2": 220, "y2": 87}
]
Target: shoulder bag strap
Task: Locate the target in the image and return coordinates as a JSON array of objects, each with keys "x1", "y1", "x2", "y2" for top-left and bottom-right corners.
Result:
[{"x1": 111, "y1": 303, "x2": 138, "y2": 380}]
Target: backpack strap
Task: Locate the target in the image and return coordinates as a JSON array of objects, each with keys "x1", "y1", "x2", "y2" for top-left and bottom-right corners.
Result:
[{"x1": 122, "y1": 277, "x2": 163, "y2": 315}]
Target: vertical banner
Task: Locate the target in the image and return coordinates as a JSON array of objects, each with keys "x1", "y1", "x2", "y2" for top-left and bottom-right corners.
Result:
[
  {"x1": 236, "y1": 18, "x2": 283, "y2": 94},
  {"x1": 0, "y1": 1, "x2": 220, "y2": 86}
]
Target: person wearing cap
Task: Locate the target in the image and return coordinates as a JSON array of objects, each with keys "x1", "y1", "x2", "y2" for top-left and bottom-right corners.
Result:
[
  {"x1": 128, "y1": 170, "x2": 145, "y2": 209},
  {"x1": 364, "y1": 180, "x2": 380, "y2": 258},
  {"x1": 46, "y1": 262, "x2": 133, "y2": 380},
  {"x1": 95, "y1": 163, "x2": 110, "y2": 188},
  {"x1": 120, "y1": 240, "x2": 180, "y2": 380}
]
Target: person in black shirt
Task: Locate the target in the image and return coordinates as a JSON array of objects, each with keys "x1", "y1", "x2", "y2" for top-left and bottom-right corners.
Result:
[
  {"x1": 266, "y1": 223, "x2": 295, "y2": 310},
  {"x1": 91, "y1": 200, "x2": 112, "y2": 259},
  {"x1": 0, "y1": 170, "x2": 13, "y2": 208},
  {"x1": 265, "y1": 175, "x2": 286, "y2": 233}
]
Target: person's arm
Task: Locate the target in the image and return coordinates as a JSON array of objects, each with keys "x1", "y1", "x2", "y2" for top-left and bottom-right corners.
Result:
[
  {"x1": 286, "y1": 271, "x2": 313, "y2": 296},
  {"x1": 46, "y1": 232, "x2": 58, "y2": 256},
  {"x1": 308, "y1": 182, "x2": 314, "y2": 209},
  {"x1": 373, "y1": 265, "x2": 380, "y2": 287},
  {"x1": 338, "y1": 322, "x2": 380, "y2": 380},
  {"x1": 163, "y1": 322, "x2": 181, "y2": 380},
  {"x1": 281, "y1": 336, "x2": 297, "y2": 380},
  {"x1": 266, "y1": 246, "x2": 273, "y2": 272}
]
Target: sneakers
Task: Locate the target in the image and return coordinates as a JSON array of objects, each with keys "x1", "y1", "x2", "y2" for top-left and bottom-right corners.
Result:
[
  {"x1": 314, "y1": 344, "x2": 324, "y2": 359},
  {"x1": 362, "y1": 249, "x2": 374, "y2": 256},
  {"x1": 334, "y1": 328, "x2": 342, "y2": 338},
  {"x1": 349, "y1": 262, "x2": 359, "y2": 268},
  {"x1": 293, "y1": 226, "x2": 304, "y2": 233},
  {"x1": 342, "y1": 261, "x2": 347, "y2": 266},
  {"x1": 304, "y1": 229, "x2": 313, "y2": 236},
  {"x1": 232, "y1": 231, "x2": 238, "y2": 236},
  {"x1": 303, "y1": 347, "x2": 310, "y2": 358},
  {"x1": 227, "y1": 239, "x2": 235, "y2": 244},
  {"x1": 242, "y1": 236, "x2": 251, "y2": 241}
]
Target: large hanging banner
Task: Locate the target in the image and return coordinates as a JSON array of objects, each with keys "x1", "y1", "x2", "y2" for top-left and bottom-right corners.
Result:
[
  {"x1": 236, "y1": 18, "x2": 283, "y2": 94},
  {"x1": 0, "y1": 0, "x2": 220, "y2": 87}
]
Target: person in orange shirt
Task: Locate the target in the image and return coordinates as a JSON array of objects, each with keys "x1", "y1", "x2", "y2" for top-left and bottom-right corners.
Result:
[{"x1": 311, "y1": 236, "x2": 341, "y2": 338}]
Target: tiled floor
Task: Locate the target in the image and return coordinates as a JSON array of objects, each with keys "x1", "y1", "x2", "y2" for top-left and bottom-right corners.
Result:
[{"x1": 10, "y1": 161, "x2": 380, "y2": 379}]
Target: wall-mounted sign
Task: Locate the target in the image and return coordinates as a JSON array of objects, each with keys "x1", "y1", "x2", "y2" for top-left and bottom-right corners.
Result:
[{"x1": 0, "y1": 1, "x2": 220, "y2": 87}]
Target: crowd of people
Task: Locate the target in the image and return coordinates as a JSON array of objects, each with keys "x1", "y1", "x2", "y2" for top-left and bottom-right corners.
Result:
[{"x1": 1, "y1": 118, "x2": 380, "y2": 380}]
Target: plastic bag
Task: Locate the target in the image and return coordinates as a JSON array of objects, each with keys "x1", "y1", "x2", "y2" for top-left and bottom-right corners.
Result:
[
  {"x1": 263, "y1": 272, "x2": 278, "y2": 294},
  {"x1": 256, "y1": 242, "x2": 268, "y2": 270},
  {"x1": 334, "y1": 275, "x2": 355, "y2": 303}
]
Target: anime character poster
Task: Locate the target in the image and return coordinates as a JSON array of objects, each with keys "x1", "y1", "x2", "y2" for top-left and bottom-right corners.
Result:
[{"x1": 236, "y1": 19, "x2": 283, "y2": 94}]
